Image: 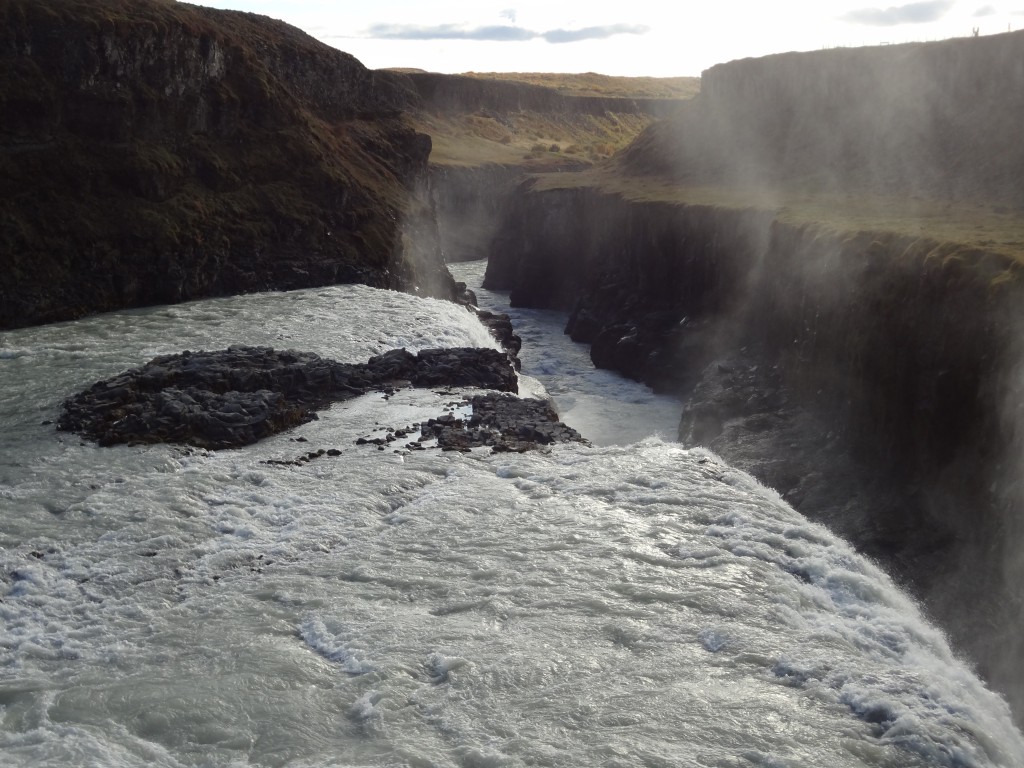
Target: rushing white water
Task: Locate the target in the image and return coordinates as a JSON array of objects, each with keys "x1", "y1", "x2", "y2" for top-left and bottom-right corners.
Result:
[{"x1": 1, "y1": 283, "x2": 1022, "y2": 767}]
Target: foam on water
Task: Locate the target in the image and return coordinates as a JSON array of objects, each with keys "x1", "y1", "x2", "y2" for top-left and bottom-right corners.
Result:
[{"x1": 0, "y1": 283, "x2": 1021, "y2": 767}]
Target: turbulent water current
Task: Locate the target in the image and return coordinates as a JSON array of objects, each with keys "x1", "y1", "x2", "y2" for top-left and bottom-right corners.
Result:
[{"x1": 1, "y1": 273, "x2": 1022, "y2": 767}]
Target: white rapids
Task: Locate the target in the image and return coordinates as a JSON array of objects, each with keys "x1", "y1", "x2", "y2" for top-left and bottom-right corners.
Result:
[{"x1": 0, "y1": 281, "x2": 1021, "y2": 767}]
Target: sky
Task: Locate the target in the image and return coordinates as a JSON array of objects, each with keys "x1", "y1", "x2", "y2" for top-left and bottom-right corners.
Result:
[{"x1": 190, "y1": 1, "x2": 1024, "y2": 77}]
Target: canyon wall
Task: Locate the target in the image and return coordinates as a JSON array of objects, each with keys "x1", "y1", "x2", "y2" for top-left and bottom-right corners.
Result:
[
  {"x1": 405, "y1": 72, "x2": 691, "y2": 264},
  {"x1": 429, "y1": 163, "x2": 524, "y2": 263},
  {"x1": 0, "y1": 0, "x2": 453, "y2": 329}
]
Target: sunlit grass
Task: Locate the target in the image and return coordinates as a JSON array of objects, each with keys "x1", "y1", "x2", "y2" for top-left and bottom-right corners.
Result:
[
  {"x1": 457, "y1": 72, "x2": 700, "y2": 100},
  {"x1": 411, "y1": 110, "x2": 658, "y2": 168},
  {"x1": 406, "y1": 73, "x2": 696, "y2": 168}
]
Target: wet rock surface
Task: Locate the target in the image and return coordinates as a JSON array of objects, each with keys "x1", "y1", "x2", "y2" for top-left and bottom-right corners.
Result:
[
  {"x1": 420, "y1": 393, "x2": 586, "y2": 453},
  {"x1": 59, "y1": 345, "x2": 518, "y2": 450},
  {"x1": 473, "y1": 309, "x2": 523, "y2": 360},
  {"x1": 453, "y1": 279, "x2": 523, "y2": 361},
  {"x1": 348, "y1": 393, "x2": 585, "y2": 455},
  {"x1": 338, "y1": 393, "x2": 586, "y2": 455}
]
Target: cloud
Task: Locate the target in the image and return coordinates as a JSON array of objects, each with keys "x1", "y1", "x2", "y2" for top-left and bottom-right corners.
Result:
[
  {"x1": 542, "y1": 24, "x2": 649, "y2": 43},
  {"x1": 973, "y1": 4, "x2": 997, "y2": 15},
  {"x1": 367, "y1": 23, "x2": 533, "y2": 41},
  {"x1": 364, "y1": 22, "x2": 648, "y2": 44},
  {"x1": 842, "y1": 1, "x2": 954, "y2": 25},
  {"x1": 500, "y1": 8, "x2": 516, "y2": 23}
]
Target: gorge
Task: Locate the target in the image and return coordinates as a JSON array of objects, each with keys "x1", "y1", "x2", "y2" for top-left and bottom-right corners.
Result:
[{"x1": 3, "y1": 1, "x2": 1024, "y2": 764}]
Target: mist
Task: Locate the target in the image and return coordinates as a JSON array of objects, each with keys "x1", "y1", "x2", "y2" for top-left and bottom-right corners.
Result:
[{"x1": 639, "y1": 29, "x2": 1024, "y2": 719}]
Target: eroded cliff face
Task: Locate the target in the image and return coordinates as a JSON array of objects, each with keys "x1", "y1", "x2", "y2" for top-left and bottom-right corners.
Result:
[
  {"x1": 486, "y1": 184, "x2": 1024, "y2": 714},
  {"x1": 0, "y1": 0, "x2": 453, "y2": 329}
]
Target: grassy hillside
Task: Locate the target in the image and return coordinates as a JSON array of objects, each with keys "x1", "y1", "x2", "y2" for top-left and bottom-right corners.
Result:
[
  {"x1": 397, "y1": 70, "x2": 696, "y2": 167},
  {"x1": 409, "y1": 109, "x2": 654, "y2": 168},
  {"x1": 459, "y1": 71, "x2": 700, "y2": 99}
]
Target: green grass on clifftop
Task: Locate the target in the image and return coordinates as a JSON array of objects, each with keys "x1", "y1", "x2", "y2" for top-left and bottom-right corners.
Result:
[
  {"x1": 458, "y1": 72, "x2": 700, "y2": 100},
  {"x1": 543, "y1": 33, "x2": 1024, "y2": 274},
  {"x1": 400, "y1": 71, "x2": 696, "y2": 168}
]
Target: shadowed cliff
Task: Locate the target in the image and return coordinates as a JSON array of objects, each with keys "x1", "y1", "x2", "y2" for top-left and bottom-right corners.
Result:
[{"x1": 0, "y1": 0, "x2": 454, "y2": 330}]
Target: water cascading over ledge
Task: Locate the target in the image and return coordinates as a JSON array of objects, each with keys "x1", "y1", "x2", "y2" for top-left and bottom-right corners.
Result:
[
  {"x1": 484, "y1": 182, "x2": 1024, "y2": 719},
  {"x1": 484, "y1": 29, "x2": 1024, "y2": 717}
]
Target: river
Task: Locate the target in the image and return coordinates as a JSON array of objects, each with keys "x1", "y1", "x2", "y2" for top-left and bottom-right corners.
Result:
[{"x1": 0, "y1": 277, "x2": 1020, "y2": 766}]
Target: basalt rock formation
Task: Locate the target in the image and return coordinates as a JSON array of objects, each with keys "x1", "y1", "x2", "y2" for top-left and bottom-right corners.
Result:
[
  {"x1": 419, "y1": 393, "x2": 586, "y2": 453},
  {"x1": 58, "y1": 345, "x2": 519, "y2": 449},
  {"x1": 0, "y1": 0, "x2": 454, "y2": 329},
  {"x1": 485, "y1": 32, "x2": 1024, "y2": 716}
]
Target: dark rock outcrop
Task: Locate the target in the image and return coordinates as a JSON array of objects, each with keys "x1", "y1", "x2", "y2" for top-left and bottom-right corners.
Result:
[
  {"x1": 58, "y1": 345, "x2": 518, "y2": 449},
  {"x1": 418, "y1": 393, "x2": 586, "y2": 453},
  {"x1": 472, "y1": 308, "x2": 522, "y2": 360},
  {"x1": 0, "y1": 0, "x2": 455, "y2": 329}
]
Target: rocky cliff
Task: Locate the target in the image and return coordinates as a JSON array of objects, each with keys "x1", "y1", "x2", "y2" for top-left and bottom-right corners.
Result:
[
  {"x1": 485, "y1": 31, "x2": 1024, "y2": 716},
  {"x1": 428, "y1": 163, "x2": 524, "y2": 262},
  {"x1": 0, "y1": 0, "x2": 454, "y2": 329},
  {"x1": 488, "y1": 179, "x2": 1024, "y2": 717}
]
